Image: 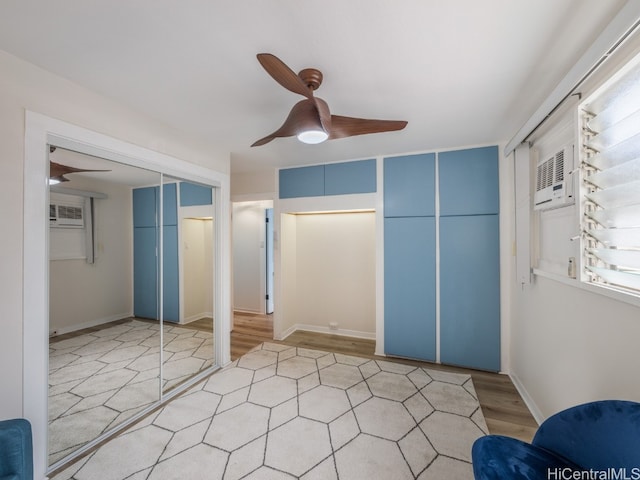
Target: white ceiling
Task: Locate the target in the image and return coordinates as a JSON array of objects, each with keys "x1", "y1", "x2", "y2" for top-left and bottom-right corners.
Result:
[{"x1": 0, "y1": 0, "x2": 628, "y2": 174}]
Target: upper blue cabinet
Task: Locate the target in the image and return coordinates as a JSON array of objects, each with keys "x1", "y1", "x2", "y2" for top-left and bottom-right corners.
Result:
[
  {"x1": 133, "y1": 186, "x2": 158, "y2": 228},
  {"x1": 384, "y1": 153, "x2": 436, "y2": 217},
  {"x1": 439, "y1": 146, "x2": 499, "y2": 216},
  {"x1": 180, "y1": 182, "x2": 213, "y2": 207},
  {"x1": 279, "y1": 159, "x2": 376, "y2": 199},
  {"x1": 279, "y1": 165, "x2": 325, "y2": 199},
  {"x1": 324, "y1": 159, "x2": 376, "y2": 196},
  {"x1": 132, "y1": 183, "x2": 177, "y2": 227}
]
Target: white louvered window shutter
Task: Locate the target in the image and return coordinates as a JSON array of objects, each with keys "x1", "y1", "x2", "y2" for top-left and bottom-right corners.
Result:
[{"x1": 580, "y1": 52, "x2": 640, "y2": 295}]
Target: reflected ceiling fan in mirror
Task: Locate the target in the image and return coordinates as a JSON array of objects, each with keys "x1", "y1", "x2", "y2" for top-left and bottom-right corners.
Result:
[
  {"x1": 49, "y1": 147, "x2": 111, "y2": 184},
  {"x1": 251, "y1": 53, "x2": 408, "y2": 147}
]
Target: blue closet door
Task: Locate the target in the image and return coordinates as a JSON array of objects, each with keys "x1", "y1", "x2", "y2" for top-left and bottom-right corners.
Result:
[
  {"x1": 133, "y1": 183, "x2": 180, "y2": 322},
  {"x1": 384, "y1": 216, "x2": 436, "y2": 361},
  {"x1": 133, "y1": 226, "x2": 158, "y2": 319},
  {"x1": 440, "y1": 214, "x2": 500, "y2": 371},
  {"x1": 133, "y1": 187, "x2": 158, "y2": 228},
  {"x1": 439, "y1": 146, "x2": 499, "y2": 216},
  {"x1": 384, "y1": 153, "x2": 435, "y2": 217},
  {"x1": 162, "y1": 183, "x2": 177, "y2": 226},
  {"x1": 162, "y1": 225, "x2": 179, "y2": 322}
]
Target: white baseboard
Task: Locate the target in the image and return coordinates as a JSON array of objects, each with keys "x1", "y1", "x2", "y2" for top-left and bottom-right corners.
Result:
[
  {"x1": 234, "y1": 308, "x2": 264, "y2": 315},
  {"x1": 277, "y1": 323, "x2": 375, "y2": 342},
  {"x1": 509, "y1": 372, "x2": 544, "y2": 425},
  {"x1": 182, "y1": 311, "x2": 213, "y2": 324},
  {"x1": 49, "y1": 312, "x2": 133, "y2": 337}
]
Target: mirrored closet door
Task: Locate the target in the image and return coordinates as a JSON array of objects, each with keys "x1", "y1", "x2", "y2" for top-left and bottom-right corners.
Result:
[{"x1": 47, "y1": 147, "x2": 217, "y2": 467}]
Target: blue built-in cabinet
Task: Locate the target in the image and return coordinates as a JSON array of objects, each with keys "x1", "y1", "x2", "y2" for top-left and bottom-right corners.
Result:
[
  {"x1": 384, "y1": 153, "x2": 437, "y2": 362},
  {"x1": 438, "y1": 146, "x2": 500, "y2": 371},
  {"x1": 133, "y1": 183, "x2": 179, "y2": 322},
  {"x1": 383, "y1": 146, "x2": 500, "y2": 371},
  {"x1": 180, "y1": 181, "x2": 214, "y2": 207},
  {"x1": 384, "y1": 216, "x2": 437, "y2": 360},
  {"x1": 279, "y1": 159, "x2": 376, "y2": 199},
  {"x1": 384, "y1": 153, "x2": 436, "y2": 217},
  {"x1": 133, "y1": 181, "x2": 213, "y2": 323}
]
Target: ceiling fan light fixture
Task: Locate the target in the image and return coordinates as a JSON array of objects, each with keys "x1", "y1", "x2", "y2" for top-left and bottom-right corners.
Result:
[
  {"x1": 49, "y1": 177, "x2": 62, "y2": 185},
  {"x1": 297, "y1": 129, "x2": 328, "y2": 144}
]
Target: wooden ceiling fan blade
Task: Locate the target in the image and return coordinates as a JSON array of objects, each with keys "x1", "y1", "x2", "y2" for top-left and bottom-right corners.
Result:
[
  {"x1": 50, "y1": 161, "x2": 110, "y2": 176},
  {"x1": 313, "y1": 97, "x2": 331, "y2": 133},
  {"x1": 257, "y1": 53, "x2": 313, "y2": 99},
  {"x1": 329, "y1": 116, "x2": 408, "y2": 139},
  {"x1": 251, "y1": 110, "x2": 300, "y2": 147},
  {"x1": 252, "y1": 99, "x2": 324, "y2": 147}
]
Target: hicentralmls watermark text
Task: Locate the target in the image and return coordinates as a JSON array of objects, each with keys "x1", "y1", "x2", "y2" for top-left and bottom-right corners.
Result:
[{"x1": 548, "y1": 468, "x2": 640, "y2": 480}]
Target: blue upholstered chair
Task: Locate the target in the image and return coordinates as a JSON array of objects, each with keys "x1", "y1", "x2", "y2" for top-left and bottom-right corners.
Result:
[
  {"x1": 0, "y1": 419, "x2": 33, "y2": 480},
  {"x1": 472, "y1": 400, "x2": 640, "y2": 480}
]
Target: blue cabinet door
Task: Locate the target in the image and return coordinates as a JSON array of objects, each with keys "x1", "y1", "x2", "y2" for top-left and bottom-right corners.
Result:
[
  {"x1": 384, "y1": 153, "x2": 435, "y2": 217},
  {"x1": 133, "y1": 183, "x2": 179, "y2": 321},
  {"x1": 439, "y1": 146, "x2": 499, "y2": 216},
  {"x1": 162, "y1": 183, "x2": 177, "y2": 226},
  {"x1": 440, "y1": 214, "x2": 500, "y2": 371},
  {"x1": 324, "y1": 159, "x2": 376, "y2": 195},
  {"x1": 162, "y1": 225, "x2": 179, "y2": 322},
  {"x1": 384, "y1": 216, "x2": 437, "y2": 361},
  {"x1": 133, "y1": 187, "x2": 157, "y2": 228},
  {"x1": 180, "y1": 182, "x2": 213, "y2": 207},
  {"x1": 279, "y1": 165, "x2": 325, "y2": 199},
  {"x1": 133, "y1": 226, "x2": 158, "y2": 319}
]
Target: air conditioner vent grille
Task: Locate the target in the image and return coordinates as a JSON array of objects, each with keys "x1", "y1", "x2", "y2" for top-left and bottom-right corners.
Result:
[
  {"x1": 555, "y1": 150, "x2": 565, "y2": 182},
  {"x1": 57, "y1": 205, "x2": 83, "y2": 220},
  {"x1": 533, "y1": 144, "x2": 575, "y2": 211}
]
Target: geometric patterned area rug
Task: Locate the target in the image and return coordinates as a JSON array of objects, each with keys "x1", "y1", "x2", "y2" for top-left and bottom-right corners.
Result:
[
  {"x1": 51, "y1": 342, "x2": 488, "y2": 480},
  {"x1": 49, "y1": 319, "x2": 213, "y2": 465}
]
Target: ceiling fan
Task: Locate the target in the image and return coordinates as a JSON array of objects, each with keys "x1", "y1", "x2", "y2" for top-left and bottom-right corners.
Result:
[
  {"x1": 49, "y1": 147, "x2": 111, "y2": 184},
  {"x1": 251, "y1": 53, "x2": 408, "y2": 147},
  {"x1": 49, "y1": 161, "x2": 111, "y2": 184}
]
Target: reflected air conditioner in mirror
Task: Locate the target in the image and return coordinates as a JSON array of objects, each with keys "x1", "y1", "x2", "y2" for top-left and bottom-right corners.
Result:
[
  {"x1": 50, "y1": 203, "x2": 84, "y2": 228},
  {"x1": 533, "y1": 144, "x2": 575, "y2": 211}
]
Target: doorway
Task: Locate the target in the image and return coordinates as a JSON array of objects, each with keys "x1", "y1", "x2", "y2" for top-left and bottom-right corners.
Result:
[{"x1": 232, "y1": 200, "x2": 274, "y2": 316}]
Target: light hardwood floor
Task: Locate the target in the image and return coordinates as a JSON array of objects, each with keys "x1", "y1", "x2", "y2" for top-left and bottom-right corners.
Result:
[{"x1": 231, "y1": 311, "x2": 538, "y2": 442}]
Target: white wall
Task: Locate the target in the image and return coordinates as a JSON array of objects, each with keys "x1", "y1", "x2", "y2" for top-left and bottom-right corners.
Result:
[
  {"x1": 0, "y1": 47, "x2": 229, "y2": 421},
  {"x1": 294, "y1": 212, "x2": 376, "y2": 336},
  {"x1": 182, "y1": 217, "x2": 214, "y2": 322},
  {"x1": 509, "y1": 36, "x2": 640, "y2": 422},
  {"x1": 231, "y1": 170, "x2": 275, "y2": 199},
  {"x1": 232, "y1": 201, "x2": 272, "y2": 313},
  {"x1": 49, "y1": 177, "x2": 133, "y2": 333}
]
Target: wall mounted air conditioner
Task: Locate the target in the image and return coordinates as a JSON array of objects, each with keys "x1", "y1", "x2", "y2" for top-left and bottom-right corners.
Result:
[
  {"x1": 533, "y1": 144, "x2": 575, "y2": 211},
  {"x1": 50, "y1": 203, "x2": 84, "y2": 228}
]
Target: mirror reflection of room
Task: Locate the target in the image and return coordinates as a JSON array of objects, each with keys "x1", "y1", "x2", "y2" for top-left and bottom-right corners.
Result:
[{"x1": 47, "y1": 148, "x2": 215, "y2": 467}]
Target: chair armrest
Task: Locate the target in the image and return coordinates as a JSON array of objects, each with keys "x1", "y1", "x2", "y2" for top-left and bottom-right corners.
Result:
[
  {"x1": 0, "y1": 419, "x2": 33, "y2": 480},
  {"x1": 532, "y1": 400, "x2": 640, "y2": 470}
]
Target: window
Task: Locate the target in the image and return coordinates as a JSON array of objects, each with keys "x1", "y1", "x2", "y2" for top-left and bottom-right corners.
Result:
[{"x1": 579, "y1": 52, "x2": 640, "y2": 295}]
